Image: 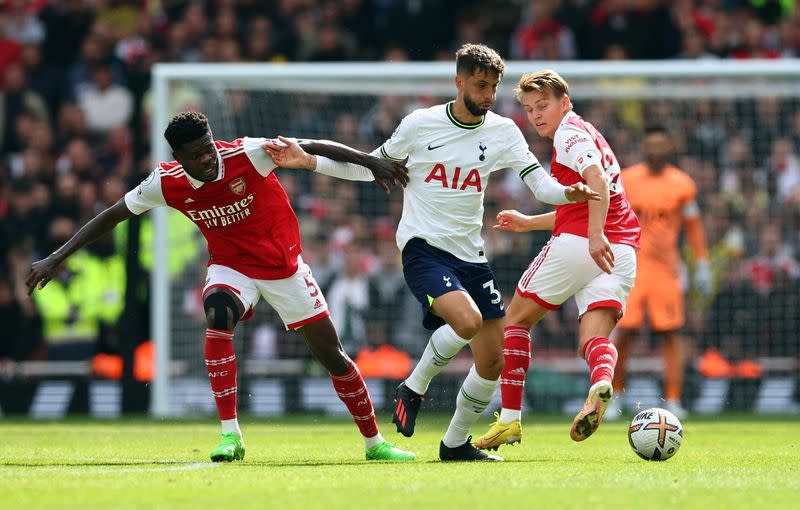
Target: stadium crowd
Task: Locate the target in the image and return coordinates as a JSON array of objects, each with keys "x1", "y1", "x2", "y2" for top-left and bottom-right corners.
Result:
[{"x1": 1, "y1": 0, "x2": 799, "y2": 378}]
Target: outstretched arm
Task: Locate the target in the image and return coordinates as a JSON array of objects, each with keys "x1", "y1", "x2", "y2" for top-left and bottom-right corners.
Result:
[
  {"x1": 26, "y1": 199, "x2": 134, "y2": 295},
  {"x1": 521, "y1": 167, "x2": 600, "y2": 205},
  {"x1": 493, "y1": 210, "x2": 556, "y2": 232},
  {"x1": 263, "y1": 136, "x2": 409, "y2": 194}
]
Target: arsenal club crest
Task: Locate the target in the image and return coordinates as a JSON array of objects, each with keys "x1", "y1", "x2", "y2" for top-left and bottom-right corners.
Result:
[{"x1": 229, "y1": 177, "x2": 246, "y2": 195}]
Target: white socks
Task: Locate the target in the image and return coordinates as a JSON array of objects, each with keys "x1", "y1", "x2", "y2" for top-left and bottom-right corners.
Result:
[
  {"x1": 442, "y1": 364, "x2": 498, "y2": 448},
  {"x1": 499, "y1": 408, "x2": 521, "y2": 423},
  {"x1": 221, "y1": 418, "x2": 242, "y2": 436},
  {"x1": 364, "y1": 432, "x2": 385, "y2": 449},
  {"x1": 405, "y1": 325, "x2": 471, "y2": 395}
]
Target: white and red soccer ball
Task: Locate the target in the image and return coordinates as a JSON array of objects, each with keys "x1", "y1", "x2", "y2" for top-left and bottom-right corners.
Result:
[{"x1": 628, "y1": 407, "x2": 683, "y2": 461}]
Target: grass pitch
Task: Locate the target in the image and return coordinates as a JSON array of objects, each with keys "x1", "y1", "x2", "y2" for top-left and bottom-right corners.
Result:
[{"x1": 0, "y1": 414, "x2": 797, "y2": 510}]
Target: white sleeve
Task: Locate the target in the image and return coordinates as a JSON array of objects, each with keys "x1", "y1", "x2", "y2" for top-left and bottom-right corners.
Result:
[
  {"x1": 554, "y1": 125, "x2": 602, "y2": 177},
  {"x1": 315, "y1": 156, "x2": 375, "y2": 181},
  {"x1": 502, "y1": 123, "x2": 571, "y2": 205},
  {"x1": 124, "y1": 169, "x2": 166, "y2": 215},
  {"x1": 378, "y1": 112, "x2": 417, "y2": 161},
  {"x1": 243, "y1": 136, "x2": 278, "y2": 176},
  {"x1": 522, "y1": 168, "x2": 572, "y2": 205},
  {"x1": 498, "y1": 122, "x2": 541, "y2": 174}
]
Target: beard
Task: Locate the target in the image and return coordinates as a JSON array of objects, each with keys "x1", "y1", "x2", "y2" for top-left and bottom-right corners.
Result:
[{"x1": 464, "y1": 94, "x2": 490, "y2": 117}]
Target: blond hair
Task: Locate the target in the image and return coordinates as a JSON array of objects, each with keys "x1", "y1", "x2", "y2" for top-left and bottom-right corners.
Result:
[{"x1": 514, "y1": 70, "x2": 572, "y2": 109}]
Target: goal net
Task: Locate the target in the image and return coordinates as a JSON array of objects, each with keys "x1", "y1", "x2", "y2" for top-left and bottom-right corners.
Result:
[{"x1": 150, "y1": 61, "x2": 800, "y2": 417}]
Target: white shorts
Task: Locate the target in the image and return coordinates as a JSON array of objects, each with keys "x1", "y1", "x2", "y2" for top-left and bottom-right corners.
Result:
[
  {"x1": 516, "y1": 233, "x2": 636, "y2": 318},
  {"x1": 203, "y1": 256, "x2": 330, "y2": 330}
]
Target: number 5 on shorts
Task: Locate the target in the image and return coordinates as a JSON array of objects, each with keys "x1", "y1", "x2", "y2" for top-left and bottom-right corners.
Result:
[{"x1": 304, "y1": 274, "x2": 319, "y2": 297}]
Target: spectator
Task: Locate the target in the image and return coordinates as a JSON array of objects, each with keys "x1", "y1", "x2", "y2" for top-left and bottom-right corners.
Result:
[
  {"x1": 76, "y1": 60, "x2": 133, "y2": 135},
  {"x1": 0, "y1": 272, "x2": 43, "y2": 362},
  {"x1": 367, "y1": 242, "x2": 407, "y2": 335},
  {"x1": 19, "y1": 42, "x2": 63, "y2": 119},
  {"x1": 0, "y1": 19, "x2": 23, "y2": 77},
  {"x1": 31, "y1": 217, "x2": 95, "y2": 360},
  {"x1": 0, "y1": 62, "x2": 49, "y2": 154},
  {"x1": 512, "y1": 0, "x2": 576, "y2": 60},
  {"x1": 355, "y1": 321, "x2": 412, "y2": 380},
  {"x1": 730, "y1": 18, "x2": 781, "y2": 59},
  {"x1": 3, "y1": 0, "x2": 46, "y2": 45},
  {"x1": 677, "y1": 27, "x2": 718, "y2": 59},
  {"x1": 746, "y1": 223, "x2": 799, "y2": 295},
  {"x1": 767, "y1": 138, "x2": 800, "y2": 205},
  {"x1": 326, "y1": 244, "x2": 370, "y2": 355}
]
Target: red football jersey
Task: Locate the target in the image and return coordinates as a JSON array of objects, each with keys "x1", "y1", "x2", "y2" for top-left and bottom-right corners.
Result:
[
  {"x1": 549, "y1": 112, "x2": 640, "y2": 248},
  {"x1": 124, "y1": 137, "x2": 302, "y2": 280}
]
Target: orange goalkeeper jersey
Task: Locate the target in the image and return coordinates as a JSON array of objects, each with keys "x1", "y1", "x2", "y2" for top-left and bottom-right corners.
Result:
[{"x1": 621, "y1": 163, "x2": 698, "y2": 274}]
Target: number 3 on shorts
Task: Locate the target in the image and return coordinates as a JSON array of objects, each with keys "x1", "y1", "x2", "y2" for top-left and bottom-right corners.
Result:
[{"x1": 482, "y1": 280, "x2": 501, "y2": 305}]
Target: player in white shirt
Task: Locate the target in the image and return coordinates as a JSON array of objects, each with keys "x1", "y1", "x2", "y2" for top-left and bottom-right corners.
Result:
[{"x1": 265, "y1": 44, "x2": 599, "y2": 461}]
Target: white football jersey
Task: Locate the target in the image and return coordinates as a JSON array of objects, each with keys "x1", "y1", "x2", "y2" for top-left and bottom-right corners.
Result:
[{"x1": 376, "y1": 102, "x2": 543, "y2": 263}]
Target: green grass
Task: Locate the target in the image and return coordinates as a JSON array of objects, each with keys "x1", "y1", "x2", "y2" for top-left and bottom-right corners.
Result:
[{"x1": 0, "y1": 414, "x2": 798, "y2": 510}]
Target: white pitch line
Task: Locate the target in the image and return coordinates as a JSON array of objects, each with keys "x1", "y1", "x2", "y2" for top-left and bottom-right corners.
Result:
[{"x1": 0, "y1": 463, "x2": 219, "y2": 476}]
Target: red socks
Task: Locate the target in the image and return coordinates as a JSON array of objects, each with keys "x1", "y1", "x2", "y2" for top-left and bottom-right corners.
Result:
[
  {"x1": 330, "y1": 362, "x2": 379, "y2": 438},
  {"x1": 205, "y1": 329, "x2": 238, "y2": 420},
  {"x1": 583, "y1": 336, "x2": 618, "y2": 386},
  {"x1": 500, "y1": 326, "x2": 531, "y2": 411}
]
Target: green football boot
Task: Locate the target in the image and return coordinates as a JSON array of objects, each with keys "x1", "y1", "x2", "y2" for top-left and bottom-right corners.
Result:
[
  {"x1": 365, "y1": 441, "x2": 416, "y2": 461},
  {"x1": 210, "y1": 432, "x2": 245, "y2": 462}
]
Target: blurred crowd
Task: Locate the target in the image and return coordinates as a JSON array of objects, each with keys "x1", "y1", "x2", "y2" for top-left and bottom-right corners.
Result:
[{"x1": 0, "y1": 0, "x2": 799, "y2": 376}]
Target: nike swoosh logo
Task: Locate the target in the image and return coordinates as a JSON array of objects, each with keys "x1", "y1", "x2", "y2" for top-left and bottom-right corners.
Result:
[
  {"x1": 427, "y1": 143, "x2": 445, "y2": 150},
  {"x1": 482, "y1": 429, "x2": 506, "y2": 443}
]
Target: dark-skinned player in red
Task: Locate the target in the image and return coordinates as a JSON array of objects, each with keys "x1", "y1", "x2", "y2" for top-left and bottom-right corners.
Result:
[{"x1": 26, "y1": 111, "x2": 415, "y2": 463}]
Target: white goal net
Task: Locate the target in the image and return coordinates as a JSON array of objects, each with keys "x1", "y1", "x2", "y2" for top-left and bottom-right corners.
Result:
[{"x1": 150, "y1": 61, "x2": 800, "y2": 417}]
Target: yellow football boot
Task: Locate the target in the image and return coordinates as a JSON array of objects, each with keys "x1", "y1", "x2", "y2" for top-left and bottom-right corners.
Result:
[{"x1": 473, "y1": 412, "x2": 522, "y2": 451}]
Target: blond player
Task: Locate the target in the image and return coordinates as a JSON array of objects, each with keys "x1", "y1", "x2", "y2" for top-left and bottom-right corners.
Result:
[
  {"x1": 475, "y1": 70, "x2": 641, "y2": 449},
  {"x1": 610, "y1": 125, "x2": 710, "y2": 419}
]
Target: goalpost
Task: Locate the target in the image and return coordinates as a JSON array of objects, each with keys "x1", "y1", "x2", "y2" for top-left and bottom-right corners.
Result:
[{"x1": 150, "y1": 60, "x2": 800, "y2": 417}]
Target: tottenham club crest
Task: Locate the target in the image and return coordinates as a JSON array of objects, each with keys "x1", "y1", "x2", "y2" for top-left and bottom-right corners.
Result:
[{"x1": 229, "y1": 177, "x2": 246, "y2": 196}]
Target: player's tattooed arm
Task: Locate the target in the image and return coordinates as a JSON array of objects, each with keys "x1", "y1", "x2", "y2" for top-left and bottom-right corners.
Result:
[
  {"x1": 263, "y1": 136, "x2": 409, "y2": 193},
  {"x1": 26, "y1": 199, "x2": 134, "y2": 295},
  {"x1": 493, "y1": 210, "x2": 555, "y2": 232}
]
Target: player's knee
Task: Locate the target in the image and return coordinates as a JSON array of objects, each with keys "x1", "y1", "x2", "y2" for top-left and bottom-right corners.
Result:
[
  {"x1": 204, "y1": 291, "x2": 241, "y2": 331},
  {"x1": 451, "y1": 312, "x2": 482, "y2": 340}
]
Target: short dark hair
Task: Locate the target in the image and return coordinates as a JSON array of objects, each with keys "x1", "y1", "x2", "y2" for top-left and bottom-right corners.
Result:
[
  {"x1": 455, "y1": 43, "x2": 505, "y2": 78},
  {"x1": 164, "y1": 111, "x2": 210, "y2": 150},
  {"x1": 644, "y1": 124, "x2": 670, "y2": 136}
]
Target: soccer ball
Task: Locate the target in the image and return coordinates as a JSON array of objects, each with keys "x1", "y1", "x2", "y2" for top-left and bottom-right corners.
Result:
[{"x1": 628, "y1": 407, "x2": 683, "y2": 461}]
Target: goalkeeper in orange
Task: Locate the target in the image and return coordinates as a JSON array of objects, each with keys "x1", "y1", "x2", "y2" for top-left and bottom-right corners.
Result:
[{"x1": 610, "y1": 125, "x2": 710, "y2": 419}]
